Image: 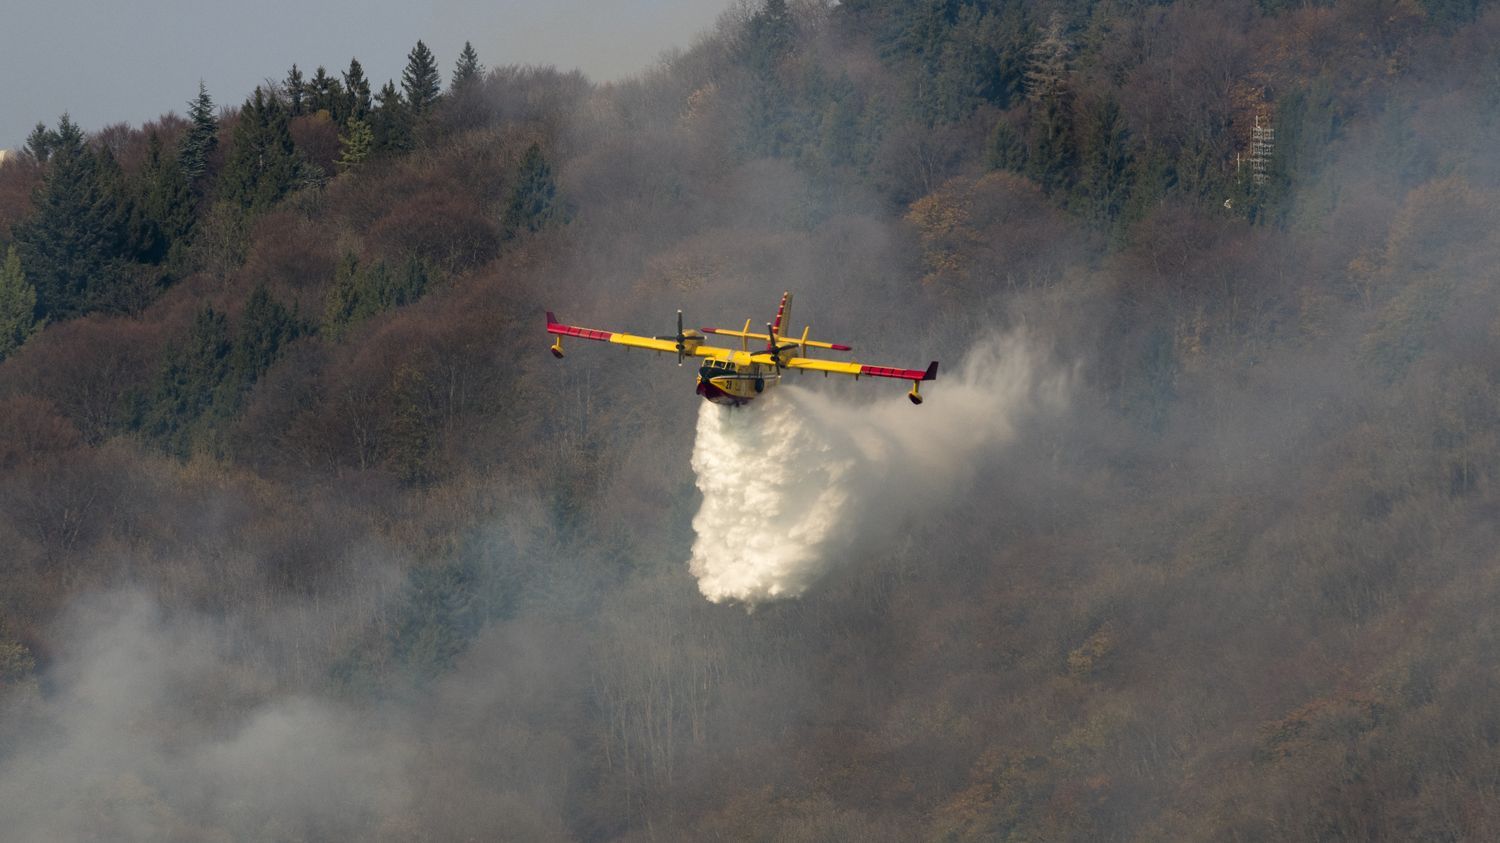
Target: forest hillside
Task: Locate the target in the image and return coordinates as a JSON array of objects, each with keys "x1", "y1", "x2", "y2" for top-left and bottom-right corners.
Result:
[{"x1": 2, "y1": 0, "x2": 1500, "y2": 839}]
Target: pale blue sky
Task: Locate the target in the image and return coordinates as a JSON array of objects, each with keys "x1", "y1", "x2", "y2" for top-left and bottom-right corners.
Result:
[{"x1": 0, "y1": 0, "x2": 737, "y2": 149}]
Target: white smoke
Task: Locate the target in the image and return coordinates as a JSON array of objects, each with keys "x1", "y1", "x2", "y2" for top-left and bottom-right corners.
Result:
[{"x1": 688, "y1": 334, "x2": 1067, "y2": 604}]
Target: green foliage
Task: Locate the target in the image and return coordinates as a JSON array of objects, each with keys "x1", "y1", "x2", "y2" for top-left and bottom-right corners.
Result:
[
  {"x1": 402, "y1": 40, "x2": 443, "y2": 115},
  {"x1": 502, "y1": 143, "x2": 561, "y2": 238},
  {"x1": 142, "y1": 288, "x2": 301, "y2": 455},
  {"x1": 143, "y1": 306, "x2": 232, "y2": 456},
  {"x1": 1071, "y1": 96, "x2": 1133, "y2": 226},
  {"x1": 1026, "y1": 94, "x2": 1076, "y2": 195},
  {"x1": 1419, "y1": 0, "x2": 1483, "y2": 29},
  {"x1": 451, "y1": 41, "x2": 483, "y2": 91},
  {"x1": 284, "y1": 64, "x2": 307, "y2": 116},
  {"x1": 222, "y1": 88, "x2": 303, "y2": 211},
  {"x1": 179, "y1": 82, "x2": 219, "y2": 188},
  {"x1": 0, "y1": 629, "x2": 36, "y2": 690},
  {"x1": 370, "y1": 81, "x2": 414, "y2": 155},
  {"x1": 387, "y1": 557, "x2": 497, "y2": 678},
  {"x1": 141, "y1": 134, "x2": 196, "y2": 265},
  {"x1": 308, "y1": 66, "x2": 345, "y2": 118},
  {"x1": 11, "y1": 115, "x2": 129, "y2": 319},
  {"x1": 323, "y1": 252, "x2": 430, "y2": 337},
  {"x1": 24, "y1": 121, "x2": 59, "y2": 163},
  {"x1": 925, "y1": 4, "x2": 1034, "y2": 122},
  {"x1": 987, "y1": 115, "x2": 1026, "y2": 172},
  {"x1": 218, "y1": 286, "x2": 302, "y2": 412},
  {"x1": 337, "y1": 117, "x2": 374, "y2": 173},
  {"x1": 0, "y1": 246, "x2": 40, "y2": 361},
  {"x1": 739, "y1": 0, "x2": 797, "y2": 156},
  {"x1": 342, "y1": 58, "x2": 372, "y2": 124},
  {"x1": 381, "y1": 529, "x2": 525, "y2": 680},
  {"x1": 1361, "y1": 279, "x2": 1453, "y2": 381}
]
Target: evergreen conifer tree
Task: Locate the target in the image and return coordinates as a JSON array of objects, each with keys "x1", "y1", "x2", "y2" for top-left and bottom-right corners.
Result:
[
  {"x1": 145, "y1": 305, "x2": 231, "y2": 456},
  {"x1": 140, "y1": 132, "x2": 195, "y2": 255},
  {"x1": 211, "y1": 285, "x2": 300, "y2": 419},
  {"x1": 12, "y1": 115, "x2": 127, "y2": 318},
  {"x1": 337, "y1": 117, "x2": 374, "y2": 172},
  {"x1": 0, "y1": 246, "x2": 39, "y2": 361},
  {"x1": 452, "y1": 42, "x2": 483, "y2": 90},
  {"x1": 324, "y1": 252, "x2": 362, "y2": 336},
  {"x1": 371, "y1": 82, "x2": 414, "y2": 154},
  {"x1": 285, "y1": 64, "x2": 307, "y2": 116},
  {"x1": 740, "y1": 0, "x2": 796, "y2": 156},
  {"x1": 222, "y1": 88, "x2": 301, "y2": 210},
  {"x1": 1073, "y1": 96, "x2": 1132, "y2": 225},
  {"x1": 310, "y1": 66, "x2": 345, "y2": 117},
  {"x1": 403, "y1": 41, "x2": 442, "y2": 115},
  {"x1": 179, "y1": 82, "x2": 219, "y2": 188},
  {"x1": 24, "y1": 122, "x2": 57, "y2": 163},
  {"x1": 503, "y1": 142, "x2": 560, "y2": 237},
  {"x1": 343, "y1": 58, "x2": 373, "y2": 123}
]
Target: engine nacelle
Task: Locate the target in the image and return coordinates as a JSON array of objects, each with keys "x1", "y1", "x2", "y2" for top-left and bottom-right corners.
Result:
[
  {"x1": 550, "y1": 338, "x2": 565, "y2": 358},
  {"x1": 908, "y1": 386, "x2": 923, "y2": 405}
]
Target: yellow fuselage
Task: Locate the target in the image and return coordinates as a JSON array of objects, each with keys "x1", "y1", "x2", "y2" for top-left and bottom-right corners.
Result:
[{"x1": 695, "y1": 359, "x2": 781, "y2": 405}]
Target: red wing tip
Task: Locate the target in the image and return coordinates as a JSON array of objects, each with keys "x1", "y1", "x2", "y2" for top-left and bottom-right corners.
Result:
[
  {"x1": 546, "y1": 310, "x2": 559, "y2": 325},
  {"x1": 923, "y1": 361, "x2": 939, "y2": 381},
  {"x1": 830, "y1": 343, "x2": 853, "y2": 351}
]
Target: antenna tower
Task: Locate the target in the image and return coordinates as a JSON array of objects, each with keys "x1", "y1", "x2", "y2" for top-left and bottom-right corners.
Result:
[{"x1": 1250, "y1": 112, "x2": 1274, "y2": 186}]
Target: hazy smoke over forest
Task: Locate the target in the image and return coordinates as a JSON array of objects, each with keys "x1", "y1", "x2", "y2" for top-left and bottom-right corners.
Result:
[
  {"x1": 690, "y1": 335, "x2": 1066, "y2": 603},
  {"x1": 3, "y1": 0, "x2": 1500, "y2": 838}
]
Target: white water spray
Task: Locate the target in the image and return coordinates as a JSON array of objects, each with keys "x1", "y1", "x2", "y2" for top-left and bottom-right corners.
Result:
[{"x1": 688, "y1": 334, "x2": 1066, "y2": 604}]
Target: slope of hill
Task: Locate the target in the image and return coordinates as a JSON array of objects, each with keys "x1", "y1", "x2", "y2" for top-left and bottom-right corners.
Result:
[{"x1": 1, "y1": 2, "x2": 1499, "y2": 839}]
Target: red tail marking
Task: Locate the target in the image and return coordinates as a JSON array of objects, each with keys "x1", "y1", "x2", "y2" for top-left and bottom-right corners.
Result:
[
  {"x1": 859, "y1": 363, "x2": 938, "y2": 382},
  {"x1": 545, "y1": 312, "x2": 613, "y2": 341},
  {"x1": 770, "y1": 292, "x2": 789, "y2": 339}
]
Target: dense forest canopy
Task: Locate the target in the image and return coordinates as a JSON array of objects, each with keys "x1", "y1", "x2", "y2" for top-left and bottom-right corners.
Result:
[{"x1": 2, "y1": 0, "x2": 1500, "y2": 838}]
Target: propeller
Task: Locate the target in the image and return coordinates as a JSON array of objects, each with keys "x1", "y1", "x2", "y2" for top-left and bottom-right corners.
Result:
[
  {"x1": 766, "y1": 322, "x2": 797, "y2": 373},
  {"x1": 655, "y1": 310, "x2": 689, "y2": 366}
]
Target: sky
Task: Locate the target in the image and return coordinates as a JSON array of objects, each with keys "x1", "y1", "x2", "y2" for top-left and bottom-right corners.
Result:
[{"x1": 0, "y1": 0, "x2": 739, "y2": 150}]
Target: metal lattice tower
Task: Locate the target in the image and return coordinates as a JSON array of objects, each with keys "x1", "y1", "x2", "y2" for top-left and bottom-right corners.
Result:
[{"x1": 1250, "y1": 112, "x2": 1274, "y2": 186}]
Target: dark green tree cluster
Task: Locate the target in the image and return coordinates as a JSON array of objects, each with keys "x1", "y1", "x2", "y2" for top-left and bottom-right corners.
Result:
[
  {"x1": 10, "y1": 116, "x2": 130, "y2": 319},
  {"x1": 451, "y1": 41, "x2": 483, "y2": 91},
  {"x1": 222, "y1": 88, "x2": 307, "y2": 209},
  {"x1": 140, "y1": 287, "x2": 301, "y2": 456},
  {"x1": 322, "y1": 253, "x2": 430, "y2": 337},
  {"x1": 402, "y1": 40, "x2": 443, "y2": 116},
  {"x1": 501, "y1": 143, "x2": 562, "y2": 239},
  {"x1": 0, "y1": 247, "x2": 40, "y2": 361}
]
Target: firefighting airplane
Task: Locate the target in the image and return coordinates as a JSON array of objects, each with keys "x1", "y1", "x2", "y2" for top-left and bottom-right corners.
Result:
[{"x1": 546, "y1": 292, "x2": 938, "y2": 405}]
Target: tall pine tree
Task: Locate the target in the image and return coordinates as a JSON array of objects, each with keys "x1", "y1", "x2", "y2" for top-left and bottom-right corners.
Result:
[
  {"x1": 222, "y1": 88, "x2": 301, "y2": 210},
  {"x1": 144, "y1": 305, "x2": 231, "y2": 457},
  {"x1": 343, "y1": 58, "x2": 373, "y2": 124},
  {"x1": 0, "y1": 246, "x2": 39, "y2": 361},
  {"x1": 403, "y1": 41, "x2": 442, "y2": 115},
  {"x1": 179, "y1": 82, "x2": 219, "y2": 189},
  {"x1": 371, "y1": 82, "x2": 414, "y2": 154},
  {"x1": 11, "y1": 116, "x2": 127, "y2": 318},
  {"x1": 502, "y1": 143, "x2": 561, "y2": 238},
  {"x1": 285, "y1": 64, "x2": 307, "y2": 116},
  {"x1": 452, "y1": 42, "x2": 483, "y2": 90}
]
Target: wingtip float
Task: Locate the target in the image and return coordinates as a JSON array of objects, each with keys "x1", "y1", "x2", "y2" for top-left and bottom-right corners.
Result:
[{"x1": 546, "y1": 292, "x2": 939, "y2": 406}]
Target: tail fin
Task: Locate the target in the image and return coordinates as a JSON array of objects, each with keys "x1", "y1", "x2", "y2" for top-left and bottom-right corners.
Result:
[{"x1": 770, "y1": 292, "x2": 792, "y2": 346}]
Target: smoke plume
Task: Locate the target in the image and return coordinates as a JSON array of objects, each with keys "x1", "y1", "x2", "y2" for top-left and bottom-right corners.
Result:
[{"x1": 688, "y1": 334, "x2": 1067, "y2": 604}]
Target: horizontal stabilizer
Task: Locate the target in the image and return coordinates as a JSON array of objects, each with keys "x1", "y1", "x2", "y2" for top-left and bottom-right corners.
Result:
[{"x1": 701, "y1": 326, "x2": 852, "y2": 351}]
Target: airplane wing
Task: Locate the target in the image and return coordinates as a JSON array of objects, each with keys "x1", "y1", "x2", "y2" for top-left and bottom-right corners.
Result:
[
  {"x1": 701, "y1": 326, "x2": 852, "y2": 352},
  {"x1": 547, "y1": 312, "x2": 733, "y2": 361},
  {"x1": 784, "y1": 357, "x2": 939, "y2": 382}
]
